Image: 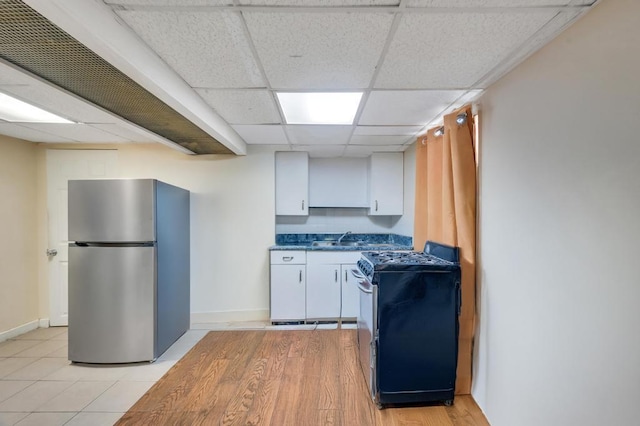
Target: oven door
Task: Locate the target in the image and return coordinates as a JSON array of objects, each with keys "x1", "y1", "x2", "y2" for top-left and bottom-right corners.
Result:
[{"x1": 352, "y1": 268, "x2": 377, "y2": 403}]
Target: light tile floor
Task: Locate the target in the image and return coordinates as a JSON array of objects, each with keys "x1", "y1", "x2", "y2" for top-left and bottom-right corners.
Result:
[
  {"x1": 0, "y1": 321, "x2": 356, "y2": 426},
  {"x1": 0, "y1": 327, "x2": 206, "y2": 426}
]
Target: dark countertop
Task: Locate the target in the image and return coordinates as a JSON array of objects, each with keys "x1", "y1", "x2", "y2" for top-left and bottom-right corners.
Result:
[{"x1": 269, "y1": 233, "x2": 413, "y2": 251}]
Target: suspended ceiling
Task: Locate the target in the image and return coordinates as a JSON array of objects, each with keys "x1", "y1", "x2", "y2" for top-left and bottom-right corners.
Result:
[{"x1": 0, "y1": 0, "x2": 597, "y2": 156}]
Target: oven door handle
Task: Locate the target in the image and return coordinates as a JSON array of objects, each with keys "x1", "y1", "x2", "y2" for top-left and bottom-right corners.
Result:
[
  {"x1": 351, "y1": 269, "x2": 365, "y2": 279},
  {"x1": 357, "y1": 279, "x2": 373, "y2": 294}
]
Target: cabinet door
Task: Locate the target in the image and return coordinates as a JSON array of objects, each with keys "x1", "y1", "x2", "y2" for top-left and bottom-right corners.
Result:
[
  {"x1": 275, "y1": 152, "x2": 308, "y2": 215},
  {"x1": 306, "y1": 264, "x2": 341, "y2": 320},
  {"x1": 340, "y1": 264, "x2": 359, "y2": 319},
  {"x1": 369, "y1": 152, "x2": 403, "y2": 216},
  {"x1": 270, "y1": 265, "x2": 306, "y2": 321}
]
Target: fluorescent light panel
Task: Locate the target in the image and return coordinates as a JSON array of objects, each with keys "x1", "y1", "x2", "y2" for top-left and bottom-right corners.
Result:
[
  {"x1": 0, "y1": 92, "x2": 73, "y2": 123},
  {"x1": 277, "y1": 92, "x2": 362, "y2": 125}
]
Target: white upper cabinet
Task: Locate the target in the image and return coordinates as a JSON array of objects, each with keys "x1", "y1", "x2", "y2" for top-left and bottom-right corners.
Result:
[
  {"x1": 369, "y1": 152, "x2": 404, "y2": 216},
  {"x1": 275, "y1": 152, "x2": 308, "y2": 216},
  {"x1": 276, "y1": 151, "x2": 404, "y2": 215}
]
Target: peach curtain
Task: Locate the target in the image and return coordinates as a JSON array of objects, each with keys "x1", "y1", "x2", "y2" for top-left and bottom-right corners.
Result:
[{"x1": 414, "y1": 105, "x2": 476, "y2": 395}]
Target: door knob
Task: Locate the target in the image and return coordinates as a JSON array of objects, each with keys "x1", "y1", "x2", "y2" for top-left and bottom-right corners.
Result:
[{"x1": 46, "y1": 249, "x2": 58, "y2": 257}]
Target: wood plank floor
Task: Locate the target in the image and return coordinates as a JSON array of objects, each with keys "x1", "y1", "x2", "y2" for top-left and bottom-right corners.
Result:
[{"x1": 116, "y1": 329, "x2": 489, "y2": 425}]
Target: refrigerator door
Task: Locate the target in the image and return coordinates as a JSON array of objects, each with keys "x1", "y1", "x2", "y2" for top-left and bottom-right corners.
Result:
[
  {"x1": 68, "y1": 179, "x2": 156, "y2": 243},
  {"x1": 69, "y1": 244, "x2": 156, "y2": 363}
]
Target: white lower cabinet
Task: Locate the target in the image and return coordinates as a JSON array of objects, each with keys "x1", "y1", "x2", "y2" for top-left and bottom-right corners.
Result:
[
  {"x1": 340, "y1": 264, "x2": 359, "y2": 319},
  {"x1": 270, "y1": 250, "x2": 363, "y2": 322},
  {"x1": 270, "y1": 251, "x2": 306, "y2": 321},
  {"x1": 306, "y1": 251, "x2": 362, "y2": 321},
  {"x1": 306, "y1": 264, "x2": 341, "y2": 319}
]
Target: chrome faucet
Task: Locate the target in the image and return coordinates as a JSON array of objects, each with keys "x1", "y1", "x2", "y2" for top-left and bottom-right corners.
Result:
[{"x1": 337, "y1": 231, "x2": 352, "y2": 243}]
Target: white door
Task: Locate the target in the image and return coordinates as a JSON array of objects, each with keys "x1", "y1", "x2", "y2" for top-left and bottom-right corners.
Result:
[
  {"x1": 270, "y1": 265, "x2": 306, "y2": 321},
  {"x1": 46, "y1": 149, "x2": 118, "y2": 326},
  {"x1": 306, "y1": 263, "x2": 341, "y2": 320},
  {"x1": 275, "y1": 152, "x2": 308, "y2": 215},
  {"x1": 341, "y1": 264, "x2": 359, "y2": 319},
  {"x1": 369, "y1": 152, "x2": 403, "y2": 216}
]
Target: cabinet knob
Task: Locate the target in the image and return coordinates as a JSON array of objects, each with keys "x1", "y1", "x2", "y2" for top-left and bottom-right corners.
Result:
[
  {"x1": 301, "y1": 200, "x2": 305, "y2": 210},
  {"x1": 282, "y1": 256, "x2": 294, "y2": 262},
  {"x1": 299, "y1": 270, "x2": 303, "y2": 283},
  {"x1": 345, "y1": 270, "x2": 348, "y2": 282},
  {"x1": 375, "y1": 200, "x2": 378, "y2": 211},
  {"x1": 335, "y1": 269, "x2": 338, "y2": 282}
]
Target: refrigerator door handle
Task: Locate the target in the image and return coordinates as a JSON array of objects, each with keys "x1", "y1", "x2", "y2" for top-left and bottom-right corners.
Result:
[{"x1": 71, "y1": 242, "x2": 155, "y2": 248}]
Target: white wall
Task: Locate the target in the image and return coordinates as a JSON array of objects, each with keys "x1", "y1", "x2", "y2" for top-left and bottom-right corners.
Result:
[
  {"x1": 36, "y1": 143, "x2": 277, "y2": 323},
  {"x1": 0, "y1": 136, "x2": 39, "y2": 337},
  {"x1": 115, "y1": 144, "x2": 277, "y2": 322},
  {"x1": 474, "y1": 0, "x2": 640, "y2": 424}
]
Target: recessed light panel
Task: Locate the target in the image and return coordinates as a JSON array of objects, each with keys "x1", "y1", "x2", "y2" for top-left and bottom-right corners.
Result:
[
  {"x1": 277, "y1": 92, "x2": 362, "y2": 125},
  {"x1": 0, "y1": 92, "x2": 73, "y2": 123}
]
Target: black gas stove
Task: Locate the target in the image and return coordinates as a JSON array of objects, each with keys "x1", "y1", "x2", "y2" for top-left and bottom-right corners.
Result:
[
  {"x1": 354, "y1": 241, "x2": 462, "y2": 409},
  {"x1": 357, "y1": 250, "x2": 458, "y2": 281}
]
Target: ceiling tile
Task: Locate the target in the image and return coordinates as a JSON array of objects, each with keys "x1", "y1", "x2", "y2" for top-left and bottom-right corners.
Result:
[
  {"x1": 286, "y1": 125, "x2": 352, "y2": 145},
  {"x1": 0, "y1": 123, "x2": 73, "y2": 143},
  {"x1": 292, "y1": 145, "x2": 346, "y2": 158},
  {"x1": 240, "y1": 0, "x2": 398, "y2": 4},
  {"x1": 354, "y1": 125, "x2": 423, "y2": 135},
  {"x1": 106, "y1": 0, "x2": 232, "y2": 5},
  {"x1": 232, "y1": 124, "x2": 289, "y2": 144},
  {"x1": 405, "y1": 0, "x2": 572, "y2": 6},
  {"x1": 359, "y1": 90, "x2": 465, "y2": 125},
  {"x1": 375, "y1": 11, "x2": 556, "y2": 89},
  {"x1": 18, "y1": 124, "x2": 131, "y2": 143},
  {"x1": 116, "y1": 10, "x2": 265, "y2": 88},
  {"x1": 350, "y1": 135, "x2": 412, "y2": 145},
  {"x1": 196, "y1": 89, "x2": 281, "y2": 124},
  {"x1": 344, "y1": 144, "x2": 405, "y2": 157},
  {"x1": 244, "y1": 12, "x2": 394, "y2": 89}
]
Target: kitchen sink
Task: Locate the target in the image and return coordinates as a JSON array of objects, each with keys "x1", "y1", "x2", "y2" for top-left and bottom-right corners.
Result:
[
  {"x1": 311, "y1": 241, "x2": 397, "y2": 248},
  {"x1": 338, "y1": 241, "x2": 366, "y2": 246},
  {"x1": 311, "y1": 241, "x2": 339, "y2": 247}
]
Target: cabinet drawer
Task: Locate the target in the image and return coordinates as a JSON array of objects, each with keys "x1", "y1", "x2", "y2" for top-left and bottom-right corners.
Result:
[{"x1": 270, "y1": 250, "x2": 306, "y2": 264}]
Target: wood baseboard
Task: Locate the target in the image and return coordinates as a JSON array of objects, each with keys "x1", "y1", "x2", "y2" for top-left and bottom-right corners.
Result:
[{"x1": 190, "y1": 309, "x2": 269, "y2": 324}]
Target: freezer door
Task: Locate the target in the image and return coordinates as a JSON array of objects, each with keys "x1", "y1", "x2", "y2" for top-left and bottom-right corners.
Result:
[
  {"x1": 68, "y1": 179, "x2": 155, "y2": 242},
  {"x1": 68, "y1": 245, "x2": 156, "y2": 363}
]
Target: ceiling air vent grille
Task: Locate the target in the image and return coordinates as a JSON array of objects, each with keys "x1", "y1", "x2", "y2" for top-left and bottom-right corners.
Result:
[{"x1": 0, "y1": 0, "x2": 231, "y2": 154}]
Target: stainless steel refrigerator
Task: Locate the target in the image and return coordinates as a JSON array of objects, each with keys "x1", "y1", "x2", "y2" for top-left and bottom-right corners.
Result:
[{"x1": 68, "y1": 179, "x2": 190, "y2": 363}]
